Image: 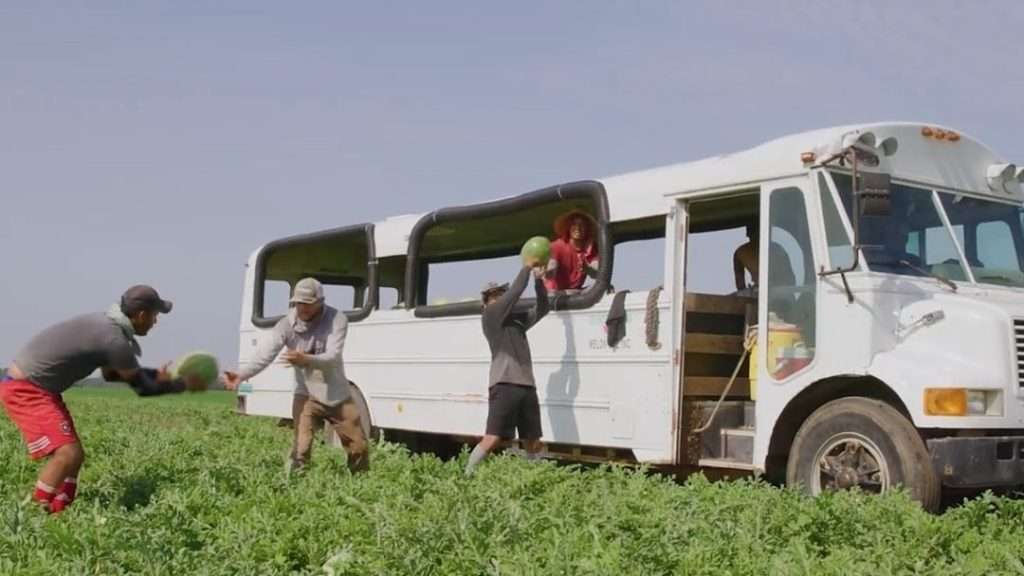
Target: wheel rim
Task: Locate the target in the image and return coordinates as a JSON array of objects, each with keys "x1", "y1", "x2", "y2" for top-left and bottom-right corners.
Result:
[{"x1": 809, "y1": 432, "x2": 890, "y2": 495}]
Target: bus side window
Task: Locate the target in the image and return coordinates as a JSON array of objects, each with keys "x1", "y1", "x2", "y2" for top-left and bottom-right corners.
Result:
[
  {"x1": 263, "y1": 279, "x2": 292, "y2": 318},
  {"x1": 602, "y1": 215, "x2": 666, "y2": 295},
  {"x1": 409, "y1": 190, "x2": 608, "y2": 316},
  {"x1": 378, "y1": 286, "x2": 401, "y2": 309},
  {"x1": 767, "y1": 186, "x2": 816, "y2": 379},
  {"x1": 818, "y1": 172, "x2": 854, "y2": 270},
  {"x1": 321, "y1": 283, "x2": 359, "y2": 309},
  {"x1": 611, "y1": 236, "x2": 665, "y2": 292},
  {"x1": 426, "y1": 255, "x2": 522, "y2": 306}
]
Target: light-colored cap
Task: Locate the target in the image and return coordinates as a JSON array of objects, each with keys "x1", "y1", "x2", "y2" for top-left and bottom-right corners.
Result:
[
  {"x1": 480, "y1": 281, "x2": 509, "y2": 302},
  {"x1": 290, "y1": 278, "x2": 324, "y2": 304}
]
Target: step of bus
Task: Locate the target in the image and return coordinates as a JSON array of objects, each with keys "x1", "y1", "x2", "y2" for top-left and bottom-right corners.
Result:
[
  {"x1": 693, "y1": 401, "x2": 755, "y2": 460},
  {"x1": 720, "y1": 427, "x2": 754, "y2": 464},
  {"x1": 692, "y1": 400, "x2": 755, "y2": 430},
  {"x1": 697, "y1": 457, "x2": 758, "y2": 471}
]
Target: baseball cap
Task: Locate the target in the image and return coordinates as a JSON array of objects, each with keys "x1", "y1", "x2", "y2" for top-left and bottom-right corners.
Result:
[
  {"x1": 120, "y1": 285, "x2": 173, "y2": 315},
  {"x1": 480, "y1": 281, "x2": 509, "y2": 302},
  {"x1": 290, "y1": 278, "x2": 324, "y2": 304}
]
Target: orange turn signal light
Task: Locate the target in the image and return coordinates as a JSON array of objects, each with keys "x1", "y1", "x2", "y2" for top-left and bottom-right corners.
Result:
[
  {"x1": 921, "y1": 126, "x2": 960, "y2": 144},
  {"x1": 924, "y1": 388, "x2": 967, "y2": 416}
]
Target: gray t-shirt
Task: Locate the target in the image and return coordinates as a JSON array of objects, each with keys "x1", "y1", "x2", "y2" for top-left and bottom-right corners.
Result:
[
  {"x1": 12, "y1": 312, "x2": 140, "y2": 394},
  {"x1": 481, "y1": 267, "x2": 549, "y2": 388}
]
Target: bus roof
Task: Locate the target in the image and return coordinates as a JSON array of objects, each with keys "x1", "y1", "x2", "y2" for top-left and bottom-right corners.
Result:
[
  {"x1": 254, "y1": 122, "x2": 1015, "y2": 260},
  {"x1": 598, "y1": 122, "x2": 1012, "y2": 222}
]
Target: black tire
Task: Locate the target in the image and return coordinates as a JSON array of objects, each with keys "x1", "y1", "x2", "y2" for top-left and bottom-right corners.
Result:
[{"x1": 786, "y1": 396, "x2": 940, "y2": 511}]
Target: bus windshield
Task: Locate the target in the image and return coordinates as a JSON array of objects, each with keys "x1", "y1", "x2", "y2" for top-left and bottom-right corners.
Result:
[
  {"x1": 832, "y1": 173, "x2": 963, "y2": 280},
  {"x1": 938, "y1": 193, "x2": 1024, "y2": 287},
  {"x1": 831, "y1": 172, "x2": 1024, "y2": 287}
]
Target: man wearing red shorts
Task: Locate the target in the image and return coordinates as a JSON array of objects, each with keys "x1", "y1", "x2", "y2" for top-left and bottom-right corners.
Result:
[{"x1": 1, "y1": 285, "x2": 201, "y2": 514}]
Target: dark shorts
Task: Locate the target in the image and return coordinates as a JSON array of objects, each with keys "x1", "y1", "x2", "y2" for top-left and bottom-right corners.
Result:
[{"x1": 485, "y1": 383, "x2": 542, "y2": 440}]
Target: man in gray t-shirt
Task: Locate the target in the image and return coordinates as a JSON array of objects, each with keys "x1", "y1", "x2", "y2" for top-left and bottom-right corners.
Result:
[
  {"x1": 464, "y1": 264, "x2": 549, "y2": 476},
  {"x1": 0, "y1": 285, "x2": 203, "y2": 514}
]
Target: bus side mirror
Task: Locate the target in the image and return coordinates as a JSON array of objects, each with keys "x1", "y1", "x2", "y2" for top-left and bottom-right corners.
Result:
[
  {"x1": 857, "y1": 172, "x2": 891, "y2": 217},
  {"x1": 820, "y1": 165, "x2": 895, "y2": 302},
  {"x1": 822, "y1": 170, "x2": 892, "y2": 286}
]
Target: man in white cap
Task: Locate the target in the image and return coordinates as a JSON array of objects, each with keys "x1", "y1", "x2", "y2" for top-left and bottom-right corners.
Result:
[{"x1": 224, "y1": 277, "x2": 368, "y2": 473}]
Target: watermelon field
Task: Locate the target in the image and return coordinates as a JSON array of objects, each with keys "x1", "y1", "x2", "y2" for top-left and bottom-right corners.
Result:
[{"x1": 3, "y1": 389, "x2": 1024, "y2": 575}]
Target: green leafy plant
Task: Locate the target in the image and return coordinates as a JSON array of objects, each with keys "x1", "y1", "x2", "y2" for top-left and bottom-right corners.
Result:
[{"x1": 2, "y1": 388, "x2": 1023, "y2": 575}]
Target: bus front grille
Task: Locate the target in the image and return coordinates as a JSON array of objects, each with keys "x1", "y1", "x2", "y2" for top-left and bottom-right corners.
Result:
[{"x1": 1015, "y1": 319, "x2": 1024, "y2": 387}]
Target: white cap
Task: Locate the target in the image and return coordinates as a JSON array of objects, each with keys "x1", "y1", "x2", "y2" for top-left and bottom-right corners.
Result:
[{"x1": 290, "y1": 278, "x2": 324, "y2": 304}]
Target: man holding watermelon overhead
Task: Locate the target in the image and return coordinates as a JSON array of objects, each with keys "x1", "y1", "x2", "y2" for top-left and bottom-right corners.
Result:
[
  {"x1": 544, "y1": 209, "x2": 600, "y2": 292},
  {"x1": 0, "y1": 285, "x2": 205, "y2": 514},
  {"x1": 464, "y1": 244, "x2": 550, "y2": 476}
]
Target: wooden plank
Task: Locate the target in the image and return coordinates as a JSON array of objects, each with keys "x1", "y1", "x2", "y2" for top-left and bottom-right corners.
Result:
[
  {"x1": 684, "y1": 333, "x2": 744, "y2": 355},
  {"x1": 682, "y1": 376, "x2": 751, "y2": 398},
  {"x1": 685, "y1": 293, "x2": 752, "y2": 315},
  {"x1": 685, "y1": 312, "x2": 745, "y2": 335},
  {"x1": 683, "y1": 353, "x2": 749, "y2": 377}
]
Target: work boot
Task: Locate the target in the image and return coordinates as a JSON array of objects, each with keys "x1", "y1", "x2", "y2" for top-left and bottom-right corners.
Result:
[{"x1": 284, "y1": 457, "x2": 305, "y2": 477}]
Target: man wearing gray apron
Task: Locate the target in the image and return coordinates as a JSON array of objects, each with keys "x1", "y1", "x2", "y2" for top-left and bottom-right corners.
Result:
[{"x1": 225, "y1": 278, "x2": 368, "y2": 473}]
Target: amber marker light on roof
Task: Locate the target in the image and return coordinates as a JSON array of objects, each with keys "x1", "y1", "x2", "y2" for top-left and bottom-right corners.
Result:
[
  {"x1": 800, "y1": 151, "x2": 816, "y2": 163},
  {"x1": 920, "y1": 126, "x2": 960, "y2": 143}
]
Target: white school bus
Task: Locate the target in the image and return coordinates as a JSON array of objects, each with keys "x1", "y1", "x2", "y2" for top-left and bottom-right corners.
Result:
[{"x1": 236, "y1": 122, "x2": 1024, "y2": 509}]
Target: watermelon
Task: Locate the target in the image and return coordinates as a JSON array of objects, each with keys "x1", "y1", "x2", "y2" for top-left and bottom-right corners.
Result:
[
  {"x1": 171, "y1": 351, "x2": 219, "y2": 391},
  {"x1": 520, "y1": 236, "x2": 551, "y2": 267}
]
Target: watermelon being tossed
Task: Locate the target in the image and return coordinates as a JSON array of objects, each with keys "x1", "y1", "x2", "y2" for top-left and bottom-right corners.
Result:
[
  {"x1": 520, "y1": 236, "x2": 551, "y2": 268},
  {"x1": 171, "y1": 351, "x2": 219, "y2": 392}
]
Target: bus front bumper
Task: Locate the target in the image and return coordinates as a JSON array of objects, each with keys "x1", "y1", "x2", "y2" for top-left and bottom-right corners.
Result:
[{"x1": 928, "y1": 436, "x2": 1024, "y2": 488}]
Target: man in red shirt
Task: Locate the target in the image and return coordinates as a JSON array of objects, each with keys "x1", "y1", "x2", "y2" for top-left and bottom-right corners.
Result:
[{"x1": 544, "y1": 210, "x2": 599, "y2": 292}]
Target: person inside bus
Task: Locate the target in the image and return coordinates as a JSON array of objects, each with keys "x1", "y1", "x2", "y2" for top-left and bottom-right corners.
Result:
[
  {"x1": 544, "y1": 209, "x2": 599, "y2": 292},
  {"x1": 884, "y1": 221, "x2": 923, "y2": 267},
  {"x1": 733, "y1": 222, "x2": 758, "y2": 295},
  {"x1": 863, "y1": 220, "x2": 924, "y2": 274}
]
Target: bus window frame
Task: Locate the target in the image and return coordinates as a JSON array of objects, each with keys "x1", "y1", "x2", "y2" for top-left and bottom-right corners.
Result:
[
  {"x1": 405, "y1": 180, "x2": 612, "y2": 318},
  {"x1": 252, "y1": 223, "x2": 378, "y2": 328}
]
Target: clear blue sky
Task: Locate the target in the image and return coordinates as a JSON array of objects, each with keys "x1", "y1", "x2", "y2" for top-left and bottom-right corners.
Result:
[{"x1": 2, "y1": 2, "x2": 1022, "y2": 366}]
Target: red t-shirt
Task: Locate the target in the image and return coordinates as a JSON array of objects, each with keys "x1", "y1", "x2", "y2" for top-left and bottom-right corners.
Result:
[{"x1": 545, "y1": 238, "x2": 598, "y2": 291}]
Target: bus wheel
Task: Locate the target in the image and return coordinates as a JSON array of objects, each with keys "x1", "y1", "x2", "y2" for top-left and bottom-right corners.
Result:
[{"x1": 786, "y1": 396, "x2": 939, "y2": 511}]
